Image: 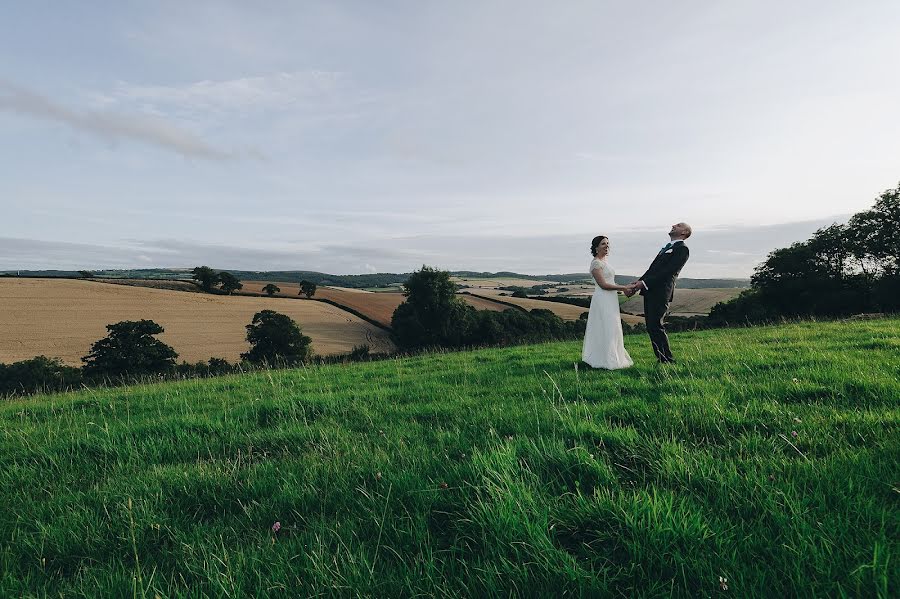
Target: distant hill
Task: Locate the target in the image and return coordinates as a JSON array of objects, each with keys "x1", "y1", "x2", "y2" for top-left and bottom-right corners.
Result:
[{"x1": 0, "y1": 268, "x2": 750, "y2": 289}]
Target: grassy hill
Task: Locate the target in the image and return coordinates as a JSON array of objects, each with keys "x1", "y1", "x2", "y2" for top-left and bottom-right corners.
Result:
[{"x1": 1, "y1": 319, "x2": 897, "y2": 596}]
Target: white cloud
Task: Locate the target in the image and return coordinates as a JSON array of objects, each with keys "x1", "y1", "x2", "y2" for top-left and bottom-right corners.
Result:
[
  {"x1": 0, "y1": 80, "x2": 232, "y2": 160},
  {"x1": 103, "y1": 70, "x2": 344, "y2": 115}
]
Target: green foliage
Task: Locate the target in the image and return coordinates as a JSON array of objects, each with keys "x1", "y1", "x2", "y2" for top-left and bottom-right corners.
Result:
[
  {"x1": 391, "y1": 266, "x2": 475, "y2": 349},
  {"x1": 394, "y1": 267, "x2": 588, "y2": 350},
  {"x1": 81, "y1": 320, "x2": 178, "y2": 379},
  {"x1": 77, "y1": 270, "x2": 94, "y2": 279},
  {"x1": 299, "y1": 280, "x2": 317, "y2": 298},
  {"x1": 191, "y1": 266, "x2": 219, "y2": 291},
  {"x1": 217, "y1": 272, "x2": 243, "y2": 295},
  {"x1": 511, "y1": 289, "x2": 528, "y2": 298},
  {"x1": 0, "y1": 356, "x2": 82, "y2": 397},
  {"x1": 711, "y1": 183, "x2": 900, "y2": 322},
  {"x1": 1, "y1": 319, "x2": 897, "y2": 596},
  {"x1": 262, "y1": 283, "x2": 281, "y2": 297},
  {"x1": 241, "y1": 310, "x2": 312, "y2": 366}
]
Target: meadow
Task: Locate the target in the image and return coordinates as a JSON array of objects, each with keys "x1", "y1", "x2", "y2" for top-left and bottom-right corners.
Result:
[
  {"x1": 0, "y1": 279, "x2": 393, "y2": 365},
  {"x1": 0, "y1": 318, "x2": 896, "y2": 597}
]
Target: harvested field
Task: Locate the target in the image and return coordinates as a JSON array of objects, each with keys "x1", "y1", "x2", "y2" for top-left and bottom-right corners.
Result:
[
  {"x1": 465, "y1": 292, "x2": 588, "y2": 321},
  {"x1": 619, "y1": 288, "x2": 744, "y2": 316},
  {"x1": 0, "y1": 279, "x2": 394, "y2": 366},
  {"x1": 89, "y1": 278, "x2": 201, "y2": 293},
  {"x1": 452, "y1": 277, "x2": 558, "y2": 289},
  {"x1": 240, "y1": 281, "x2": 508, "y2": 327},
  {"x1": 466, "y1": 290, "x2": 644, "y2": 325}
]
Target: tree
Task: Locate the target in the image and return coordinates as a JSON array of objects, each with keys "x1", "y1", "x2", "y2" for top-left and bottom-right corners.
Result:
[
  {"x1": 218, "y1": 272, "x2": 243, "y2": 295},
  {"x1": 82, "y1": 320, "x2": 178, "y2": 379},
  {"x1": 78, "y1": 270, "x2": 95, "y2": 279},
  {"x1": 242, "y1": 310, "x2": 312, "y2": 366},
  {"x1": 511, "y1": 289, "x2": 528, "y2": 298},
  {"x1": 847, "y1": 183, "x2": 900, "y2": 275},
  {"x1": 299, "y1": 280, "x2": 317, "y2": 298},
  {"x1": 192, "y1": 266, "x2": 219, "y2": 292},
  {"x1": 262, "y1": 283, "x2": 281, "y2": 297},
  {"x1": 391, "y1": 266, "x2": 474, "y2": 349}
]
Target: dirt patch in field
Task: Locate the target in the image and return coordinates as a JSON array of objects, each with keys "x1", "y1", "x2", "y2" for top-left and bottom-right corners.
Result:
[{"x1": 0, "y1": 279, "x2": 394, "y2": 366}]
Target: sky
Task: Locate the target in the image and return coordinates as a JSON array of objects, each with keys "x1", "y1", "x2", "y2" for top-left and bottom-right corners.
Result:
[{"x1": 2, "y1": 1, "x2": 899, "y2": 277}]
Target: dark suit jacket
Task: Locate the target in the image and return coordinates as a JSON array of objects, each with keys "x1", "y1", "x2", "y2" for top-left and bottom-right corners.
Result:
[{"x1": 639, "y1": 241, "x2": 689, "y2": 302}]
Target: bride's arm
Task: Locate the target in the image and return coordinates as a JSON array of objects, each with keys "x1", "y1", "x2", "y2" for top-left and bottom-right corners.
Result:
[{"x1": 591, "y1": 267, "x2": 630, "y2": 292}]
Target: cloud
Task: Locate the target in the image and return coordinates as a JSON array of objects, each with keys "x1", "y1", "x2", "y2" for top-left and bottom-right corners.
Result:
[
  {"x1": 0, "y1": 80, "x2": 232, "y2": 160},
  {"x1": 104, "y1": 70, "x2": 344, "y2": 115},
  {"x1": 0, "y1": 215, "x2": 850, "y2": 277}
]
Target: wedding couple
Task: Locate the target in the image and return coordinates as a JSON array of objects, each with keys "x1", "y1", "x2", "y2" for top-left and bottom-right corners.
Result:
[{"x1": 581, "y1": 223, "x2": 691, "y2": 369}]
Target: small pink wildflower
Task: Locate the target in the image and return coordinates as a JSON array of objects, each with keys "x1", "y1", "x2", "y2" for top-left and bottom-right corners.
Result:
[
  {"x1": 272, "y1": 521, "x2": 281, "y2": 533},
  {"x1": 791, "y1": 430, "x2": 798, "y2": 438}
]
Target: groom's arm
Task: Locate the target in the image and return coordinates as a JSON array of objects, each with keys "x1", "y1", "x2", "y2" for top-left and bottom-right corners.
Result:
[{"x1": 639, "y1": 246, "x2": 689, "y2": 290}]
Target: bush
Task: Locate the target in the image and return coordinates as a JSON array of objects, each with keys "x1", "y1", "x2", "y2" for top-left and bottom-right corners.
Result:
[
  {"x1": 0, "y1": 356, "x2": 82, "y2": 397},
  {"x1": 242, "y1": 310, "x2": 313, "y2": 366},
  {"x1": 82, "y1": 320, "x2": 178, "y2": 380}
]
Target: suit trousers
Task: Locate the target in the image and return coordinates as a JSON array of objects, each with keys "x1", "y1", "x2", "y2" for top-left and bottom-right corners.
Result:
[{"x1": 643, "y1": 291, "x2": 673, "y2": 362}]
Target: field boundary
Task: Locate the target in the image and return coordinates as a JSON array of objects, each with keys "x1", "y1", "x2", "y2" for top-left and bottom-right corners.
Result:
[
  {"x1": 309, "y1": 297, "x2": 393, "y2": 332},
  {"x1": 459, "y1": 292, "x2": 529, "y2": 313}
]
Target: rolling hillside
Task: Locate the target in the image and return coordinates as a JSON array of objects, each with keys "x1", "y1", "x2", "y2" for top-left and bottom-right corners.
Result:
[
  {"x1": 0, "y1": 278, "x2": 394, "y2": 364},
  {"x1": 2, "y1": 318, "x2": 896, "y2": 596}
]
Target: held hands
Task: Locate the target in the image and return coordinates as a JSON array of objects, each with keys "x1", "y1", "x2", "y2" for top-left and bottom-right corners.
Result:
[{"x1": 622, "y1": 282, "x2": 641, "y2": 297}]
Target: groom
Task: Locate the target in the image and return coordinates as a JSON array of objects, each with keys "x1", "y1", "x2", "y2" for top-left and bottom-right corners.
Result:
[{"x1": 626, "y1": 223, "x2": 691, "y2": 363}]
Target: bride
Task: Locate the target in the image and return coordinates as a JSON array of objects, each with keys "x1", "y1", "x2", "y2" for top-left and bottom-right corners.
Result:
[{"x1": 581, "y1": 235, "x2": 636, "y2": 369}]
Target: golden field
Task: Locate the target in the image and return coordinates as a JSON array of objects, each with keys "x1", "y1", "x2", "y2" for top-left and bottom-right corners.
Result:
[
  {"x1": 0, "y1": 279, "x2": 394, "y2": 366},
  {"x1": 619, "y1": 288, "x2": 744, "y2": 316},
  {"x1": 465, "y1": 289, "x2": 645, "y2": 325},
  {"x1": 239, "y1": 281, "x2": 508, "y2": 327}
]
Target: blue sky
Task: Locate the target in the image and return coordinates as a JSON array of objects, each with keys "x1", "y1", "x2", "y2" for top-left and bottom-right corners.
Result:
[{"x1": 2, "y1": 1, "x2": 899, "y2": 277}]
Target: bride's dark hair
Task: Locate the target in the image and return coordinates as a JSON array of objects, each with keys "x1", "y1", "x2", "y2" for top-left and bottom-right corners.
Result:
[{"x1": 590, "y1": 235, "x2": 608, "y2": 257}]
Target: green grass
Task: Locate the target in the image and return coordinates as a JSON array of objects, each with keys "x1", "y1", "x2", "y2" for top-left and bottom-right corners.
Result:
[{"x1": 1, "y1": 319, "x2": 898, "y2": 597}]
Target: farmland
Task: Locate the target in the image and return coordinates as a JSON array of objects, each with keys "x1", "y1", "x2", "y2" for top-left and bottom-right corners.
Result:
[
  {"x1": 0, "y1": 279, "x2": 393, "y2": 365},
  {"x1": 619, "y1": 287, "x2": 746, "y2": 316},
  {"x1": 239, "y1": 281, "x2": 508, "y2": 327}
]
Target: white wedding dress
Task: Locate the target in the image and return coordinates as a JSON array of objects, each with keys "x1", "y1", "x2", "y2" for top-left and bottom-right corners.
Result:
[{"x1": 581, "y1": 258, "x2": 633, "y2": 369}]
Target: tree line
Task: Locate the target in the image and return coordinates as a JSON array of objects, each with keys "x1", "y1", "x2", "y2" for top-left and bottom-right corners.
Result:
[{"x1": 709, "y1": 184, "x2": 900, "y2": 324}]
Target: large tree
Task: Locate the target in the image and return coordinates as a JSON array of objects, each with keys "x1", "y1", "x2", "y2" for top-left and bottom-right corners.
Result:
[
  {"x1": 262, "y1": 283, "x2": 281, "y2": 297},
  {"x1": 82, "y1": 320, "x2": 178, "y2": 379},
  {"x1": 299, "y1": 280, "x2": 317, "y2": 298},
  {"x1": 218, "y1": 272, "x2": 243, "y2": 295},
  {"x1": 391, "y1": 266, "x2": 473, "y2": 349},
  {"x1": 192, "y1": 266, "x2": 219, "y2": 292},
  {"x1": 241, "y1": 310, "x2": 312, "y2": 366}
]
